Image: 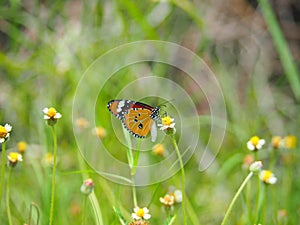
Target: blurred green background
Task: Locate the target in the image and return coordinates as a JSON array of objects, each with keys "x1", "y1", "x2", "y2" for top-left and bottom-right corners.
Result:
[{"x1": 0, "y1": 0, "x2": 299, "y2": 224}]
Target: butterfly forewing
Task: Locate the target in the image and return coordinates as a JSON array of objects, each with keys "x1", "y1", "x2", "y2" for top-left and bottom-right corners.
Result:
[{"x1": 107, "y1": 100, "x2": 136, "y2": 120}]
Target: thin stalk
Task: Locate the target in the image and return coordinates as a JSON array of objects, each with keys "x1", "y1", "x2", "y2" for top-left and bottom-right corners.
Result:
[
  {"x1": 221, "y1": 172, "x2": 253, "y2": 225},
  {"x1": 254, "y1": 176, "x2": 261, "y2": 223},
  {"x1": 77, "y1": 152, "x2": 103, "y2": 225},
  {"x1": 258, "y1": 0, "x2": 300, "y2": 101},
  {"x1": 132, "y1": 177, "x2": 138, "y2": 208},
  {"x1": 170, "y1": 135, "x2": 187, "y2": 225},
  {"x1": 49, "y1": 126, "x2": 57, "y2": 225},
  {"x1": 28, "y1": 202, "x2": 40, "y2": 225},
  {"x1": 6, "y1": 167, "x2": 12, "y2": 225},
  {"x1": 131, "y1": 139, "x2": 142, "y2": 176},
  {"x1": 82, "y1": 196, "x2": 87, "y2": 225},
  {"x1": 256, "y1": 183, "x2": 266, "y2": 224},
  {"x1": 0, "y1": 142, "x2": 6, "y2": 205}
]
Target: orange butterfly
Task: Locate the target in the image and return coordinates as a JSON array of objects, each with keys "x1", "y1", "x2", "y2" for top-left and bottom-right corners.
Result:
[{"x1": 107, "y1": 100, "x2": 160, "y2": 141}]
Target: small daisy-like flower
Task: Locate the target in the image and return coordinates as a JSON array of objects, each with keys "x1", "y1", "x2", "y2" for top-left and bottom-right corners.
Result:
[
  {"x1": 17, "y1": 141, "x2": 27, "y2": 154},
  {"x1": 75, "y1": 117, "x2": 89, "y2": 130},
  {"x1": 152, "y1": 143, "x2": 165, "y2": 156},
  {"x1": 0, "y1": 124, "x2": 12, "y2": 143},
  {"x1": 259, "y1": 170, "x2": 277, "y2": 184},
  {"x1": 160, "y1": 194, "x2": 175, "y2": 206},
  {"x1": 7, "y1": 152, "x2": 23, "y2": 167},
  {"x1": 80, "y1": 178, "x2": 94, "y2": 195},
  {"x1": 43, "y1": 153, "x2": 54, "y2": 166},
  {"x1": 132, "y1": 207, "x2": 151, "y2": 220},
  {"x1": 158, "y1": 116, "x2": 176, "y2": 135},
  {"x1": 249, "y1": 161, "x2": 263, "y2": 173},
  {"x1": 247, "y1": 136, "x2": 265, "y2": 151},
  {"x1": 271, "y1": 136, "x2": 283, "y2": 149},
  {"x1": 283, "y1": 135, "x2": 297, "y2": 149},
  {"x1": 43, "y1": 107, "x2": 62, "y2": 126},
  {"x1": 92, "y1": 126, "x2": 107, "y2": 139}
]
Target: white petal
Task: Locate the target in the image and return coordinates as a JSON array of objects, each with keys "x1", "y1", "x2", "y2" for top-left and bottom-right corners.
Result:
[
  {"x1": 43, "y1": 108, "x2": 49, "y2": 114},
  {"x1": 159, "y1": 127, "x2": 166, "y2": 131},
  {"x1": 4, "y1": 124, "x2": 12, "y2": 132},
  {"x1": 169, "y1": 123, "x2": 175, "y2": 128},
  {"x1": 18, "y1": 155, "x2": 23, "y2": 161},
  {"x1": 170, "y1": 118, "x2": 175, "y2": 122},
  {"x1": 268, "y1": 177, "x2": 277, "y2": 184},
  {"x1": 258, "y1": 139, "x2": 265, "y2": 146},
  {"x1": 54, "y1": 113, "x2": 62, "y2": 119},
  {"x1": 0, "y1": 138, "x2": 4, "y2": 143},
  {"x1": 143, "y1": 207, "x2": 149, "y2": 213},
  {"x1": 143, "y1": 213, "x2": 151, "y2": 220},
  {"x1": 157, "y1": 124, "x2": 163, "y2": 127},
  {"x1": 133, "y1": 207, "x2": 139, "y2": 213},
  {"x1": 247, "y1": 141, "x2": 255, "y2": 150},
  {"x1": 132, "y1": 213, "x2": 140, "y2": 220},
  {"x1": 44, "y1": 115, "x2": 50, "y2": 120},
  {"x1": 174, "y1": 190, "x2": 182, "y2": 203},
  {"x1": 5, "y1": 133, "x2": 10, "y2": 138}
]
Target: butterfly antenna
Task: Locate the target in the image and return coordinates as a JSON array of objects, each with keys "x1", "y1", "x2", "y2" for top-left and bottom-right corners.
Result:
[{"x1": 158, "y1": 99, "x2": 175, "y2": 108}]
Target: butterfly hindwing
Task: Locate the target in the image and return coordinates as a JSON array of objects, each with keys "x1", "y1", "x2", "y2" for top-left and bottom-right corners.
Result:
[{"x1": 123, "y1": 108, "x2": 154, "y2": 138}]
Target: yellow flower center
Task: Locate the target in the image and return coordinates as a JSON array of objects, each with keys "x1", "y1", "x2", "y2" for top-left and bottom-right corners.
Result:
[
  {"x1": 250, "y1": 136, "x2": 260, "y2": 146},
  {"x1": 8, "y1": 152, "x2": 20, "y2": 162},
  {"x1": 136, "y1": 208, "x2": 145, "y2": 217},
  {"x1": 0, "y1": 125, "x2": 8, "y2": 138},
  {"x1": 161, "y1": 116, "x2": 172, "y2": 126},
  {"x1": 262, "y1": 170, "x2": 272, "y2": 181},
  {"x1": 47, "y1": 107, "x2": 57, "y2": 118}
]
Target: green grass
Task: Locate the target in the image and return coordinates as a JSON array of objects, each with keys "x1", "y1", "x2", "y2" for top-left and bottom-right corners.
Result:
[{"x1": 0, "y1": 1, "x2": 299, "y2": 224}]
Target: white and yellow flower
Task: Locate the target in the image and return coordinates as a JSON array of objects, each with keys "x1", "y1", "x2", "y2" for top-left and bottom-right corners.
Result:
[
  {"x1": 160, "y1": 194, "x2": 175, "y2": 206},
  {"x1": 132, "y1": 207, "x2": 151, "y2": 220},
  {"x1": 158, "y1": 116, "x2": 175, "y2": 131},
  {"x1": 7, "y1": 152, "x2": 23, "y2": 167},
  {"x1": 247, "y1": 136, "x2": 265, "y2": 151},
  {"x1": 259, "y1": 170, "x2": 277, "y2": 184},
  {"x1": 0, "y1": 124, "x2": 12, "y2": 143}
]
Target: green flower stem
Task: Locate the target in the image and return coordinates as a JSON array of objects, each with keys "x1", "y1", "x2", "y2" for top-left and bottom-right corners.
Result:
[
  {"x1": 6, "y1": 167, "x2": 12, "y2": 225},
  {"x1": 49, "y1": 126, "x2": 57, "y2": 225},
  {"x1": 0, "y1": 142, "x2": 6, "y2": 205},
  {"x1": 221, "y1": 172, "x2": 253, "y2": 225},
  {"x1": 254, "y1": 176, "x2": 261, "y2": 223},
  {"x1": 170, "y1": 135, "x2": 187, "y2": 225},
  {"x1": 82, "y1": 196, "x2": 87, "y2": 225},
  {"x1": 255, "y1": 182, "x2": 266, "y2": 224},
  {"x1": 132, "y1": 177, "x2": 138, "y2": 208},
  {"x1": 131, "y1": 139, "x2": 142, "y2": 176},
  {"x1": 269, "y1": 149, "x2": 278, "y2": 170}
]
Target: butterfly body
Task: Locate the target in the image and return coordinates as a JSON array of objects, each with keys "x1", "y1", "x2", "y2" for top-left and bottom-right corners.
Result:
[{"x1": 107, "y1": 100, "x2": 160, "y2": 139}]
